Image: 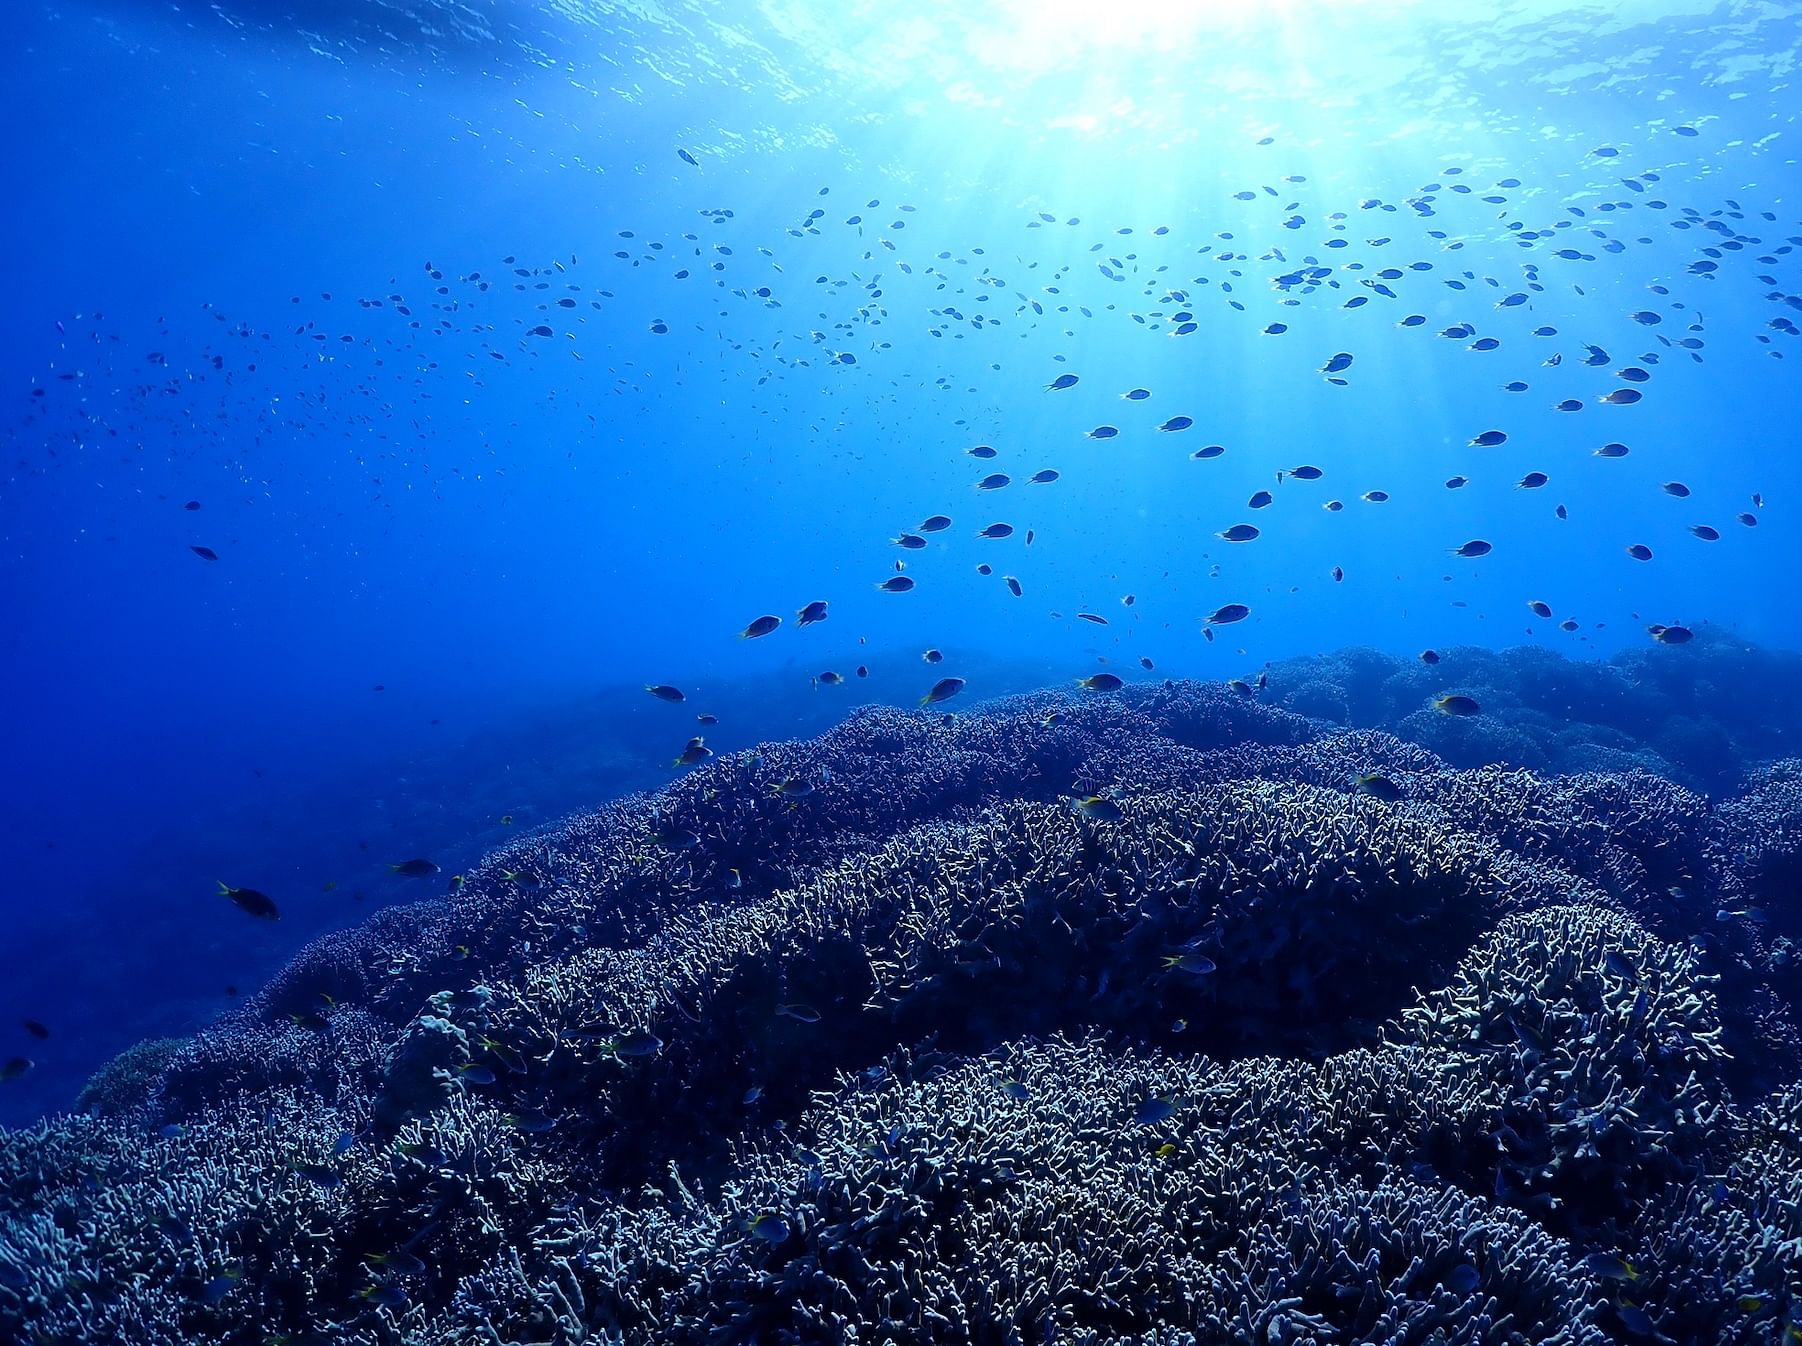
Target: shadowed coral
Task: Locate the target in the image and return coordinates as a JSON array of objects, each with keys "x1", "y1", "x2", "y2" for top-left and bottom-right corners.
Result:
[
  {"x1": 5, "y1": 671, "x2": 1802, "y2": 1345},
  {"x1": 76, "y1": 1036, "x2": 187, "y2": 1118}
]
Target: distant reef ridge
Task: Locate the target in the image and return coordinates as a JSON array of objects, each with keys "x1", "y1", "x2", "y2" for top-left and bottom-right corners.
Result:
[{"x1": 5, "y1": 644, "x2": 1802, "y2": 1345}]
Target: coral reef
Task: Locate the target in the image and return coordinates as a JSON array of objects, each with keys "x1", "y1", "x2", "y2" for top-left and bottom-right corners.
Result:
[{"x1": 5, "y1": 670, "x2": 1802, "y2": 1345}]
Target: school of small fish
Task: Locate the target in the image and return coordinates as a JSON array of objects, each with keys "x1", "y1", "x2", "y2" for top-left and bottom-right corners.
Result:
[{"x1": 10, "y1": 122, "x2": 1791, "y2": 951}]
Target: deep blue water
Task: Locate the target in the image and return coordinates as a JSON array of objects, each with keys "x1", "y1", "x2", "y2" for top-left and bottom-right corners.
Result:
[{"x1": 2, "y1": 0, "x2": 1798, "y2": 1131}]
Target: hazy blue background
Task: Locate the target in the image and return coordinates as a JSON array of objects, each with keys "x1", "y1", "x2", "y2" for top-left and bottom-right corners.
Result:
[{"x1": 2, "y1": 0, "x2": 1798, "y2": 1122}]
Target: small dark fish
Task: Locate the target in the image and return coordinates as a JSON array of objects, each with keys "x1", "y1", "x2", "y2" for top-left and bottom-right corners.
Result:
[
  {"x1": 607, "y1": 1029, "x2": 664, "y2": 1058},
  {"x1": 1218, "y1": 524, "x2": 1260, "y2": 542},
  {"x1": 1286, "y1": 465, "x2": 1324, "y2": 481},
  {"x1": 1362, "y1": 491, "x2": 1389, "y2": 504},
  {"x1": 1005, "y1": 576, "x2": 1023, "y2": 597},
  {"x1": 1086, "y1": 425, "x2": 1120, "y2": 440},
  {"x1": 1192, "y1": 443, "x2": 1226, "y2": 460},
  {"x1": 677, "y1": 147, "x2": 699, "y2": 165},
  {"x1": 1434, "y1": 694, "x2": 1481, "y2": 716},
  {"x1": 1625, "y1": 544, "x2": 1653, "y2": 561},
  {"x1": 189, "y1": 545, "x2": 219, "y2": 561},
  {"x1": 976, "y1": 523, "x2": 1014, "y2": 539},
  {"x1": 1660, "y1": 482, "x2": 1690, "y2": 498},
  {"x1": 1583, "y1": 1253, "x2": 1640, "y2": 1282},
  {"x1": 1077, "y1": 612, "x2": 1108, "y2": 625},
  {"x1": 1161, "y1": 951, "x2": 1216, "y2": 975},
  {"x1": 1554, "y1": 399, "x2": 1583, "y2": 412},
  {"x1": 1419, "y1": 650, "x2": 1440, "y2": 665},
  {"x1": 1029, "y1": 469, "x2": 1060, "y2": 484},
  {"x1": 976, "y1": 473, "x2": 1010, "y2": 491},
  {"x1": 1157, "y1": 416, "x2": 1193, "y2": 433},
  {"x1": 966, "y1": 444, "x2": 998, "y2": 459},
  {"x1": 1000, "y1": 1078, "x2": 1030, "y2": 1102},
  {"x1": 1594, "y1": 442, "x2": 1630, "y2": 458},
  {"x1": 1045, "y1": 373, "x2": 1080, "y2": 391},
  {"x1": 1446, "y1": 1264, "x2": 1482, "y2": 1295},
  {"x1": 1689, "y1": 525, "x2": 1719, "y2": 541},
  {"x1": 776, "y1": 1003, "x2": 821, "y2": 1023},
  {"x1": 1077, "y1": 673, "x2": 1123, "y2": 692},
  {"x1": 1133, "y1": 1095, "x2": 1179, "y2": 1126},
  {"x1": 796, "y1": 600, "x2": 829, "y2": 626},
  {"x1": 922, "y1": 648, "x2": 943, "y2": 664},
  {"x1": 920, "y1": 677, "x2": 965, "y2": 706},
  {"x1": 1121, "y1": 388, "x2": 1152, "y2": 401},
  {"x1": 814, "y1": 671, "x2": 844, "y2": 687},
  {"x1": 646, "y1": 684, "x2": 685, "y2": 701},
  {"x1": 1073, "y1": 794, "x2": 1124, "y2": 822},
  {"x1": 1207, "y1": 603, "x2": 1251, "y2": 625},
  {"x1": 390, "y1": 858, "x2": 439, "y2": 878},
  {"x1": 0, "y1": 1056, "x2": 34, "y2": 1081},
  {"x1": 876, "y1": 576, "x2": 916, "y2": 592},
  {"x1": 1320, "y1": 352, "x2": 1353, "y2": 374},
  {"x1": 1517, "y1": 472, "x2": 1548, "y2": 490},
  {"x1": 1445, "y1": 476, "x2": 1468, "y2": 489},
  {"x1": 366, "y1": 1250, "x2": 427, "y2": 1277},
  {"x1": 745, "y1": 1212, "x2": 791, "y2": 1243},
  {"x1": 673, "y1": 739, "x2": 712, "y2": 767},
  {"x1": 1248, "y1": 490, "x2": 1274, "y2": 509},
  {"x1": 892, "y1": 533, "x2": 927, "y2": 549},
  {"x1": 1648, "y1": 624, "x2": 1693, "y2": 644},
  {"x1": 1615, "y1": 1303, "x2": 1659, "y2": 1337},
  {"x1": 1353, "y1": 772, "x2": 1403, "y2": 802},
  {"x1": 1528, "y1": 600, "x2": 1552, "y2": 619},
  {"x1": 22, "y1": 1019, "x2": 49, "y2": 1040},
  {"x1": 506, "y1": 1110, "x2": 557, "y2": 1133},
  {"x1": 1451, "y1": 540, "x2": 1492, "y2": 558},
  {"x1": 1600, "y1": 388, "x2": 1642, "y2": 405},
  {"x1": 739, "y1": 614, "x2": 781, "y2": 639},
  {"x1": 217, "y1": 881, "x2": 279, "y2": 920},
  {"x1": 457, "y1": 1064, "x2": 496, "y2": 1085},
  {"x1": 1469, "y1": 430, "x2": 1507, "y2": 447}
]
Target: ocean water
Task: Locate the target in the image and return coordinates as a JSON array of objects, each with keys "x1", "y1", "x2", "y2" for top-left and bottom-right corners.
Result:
[{"x1": 3, "y1": 1, "x2": 1801, "y2": 1342}]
